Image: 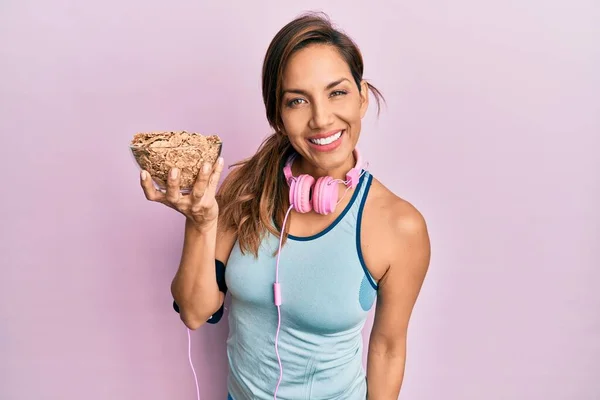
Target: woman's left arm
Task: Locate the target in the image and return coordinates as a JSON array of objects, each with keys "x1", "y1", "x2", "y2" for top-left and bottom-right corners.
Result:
[{"x1": 366, "y1": 203, "x2": 431, "y2": 399}]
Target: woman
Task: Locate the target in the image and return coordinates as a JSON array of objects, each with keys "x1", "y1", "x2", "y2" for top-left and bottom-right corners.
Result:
[{"x1": 140, "y1": 12, "x2": 431, "y2": 400}]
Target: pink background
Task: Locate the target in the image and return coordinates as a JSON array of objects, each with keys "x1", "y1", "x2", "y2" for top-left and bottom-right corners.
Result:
[{"x1": 1, "y1": 1, "x2": 599, "y2": 399}]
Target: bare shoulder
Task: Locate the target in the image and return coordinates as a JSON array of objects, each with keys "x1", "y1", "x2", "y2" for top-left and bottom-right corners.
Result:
[
  {"x1": 361, "y1": 177, "x2": 430, "y2": 281},
  {"x1": 366, "y1": 177, "x2": 428, "y2": 237}
]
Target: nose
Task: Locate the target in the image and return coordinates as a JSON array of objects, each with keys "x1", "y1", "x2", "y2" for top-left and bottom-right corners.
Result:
[{"x1": 308, "y1": 99, "x2": 334, "y2": 130}]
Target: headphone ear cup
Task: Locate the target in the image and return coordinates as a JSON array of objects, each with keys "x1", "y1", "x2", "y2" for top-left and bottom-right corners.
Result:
[
  {"x1": 312, "y1": 176, "x2": 338, "y2": 215},
  {"x1": 292, "y1": 174, "x2": 315, "y2": 213}
]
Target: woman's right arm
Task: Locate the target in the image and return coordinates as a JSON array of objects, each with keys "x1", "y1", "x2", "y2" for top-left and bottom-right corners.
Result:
[
  {"x1": 140, "y1": 157, "x2": 234, "y2": 330},
  {"x1": 171, "y1": 219, "x2": 236, "y2": 329}
]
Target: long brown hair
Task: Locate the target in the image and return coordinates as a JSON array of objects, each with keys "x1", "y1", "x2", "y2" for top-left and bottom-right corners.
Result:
[{"x1": 217, "y1": 11, "x2": 385, "y2": 257}]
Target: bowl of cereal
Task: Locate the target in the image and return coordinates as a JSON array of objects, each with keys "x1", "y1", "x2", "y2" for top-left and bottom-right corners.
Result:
[{"x1": 130, "y1": 130, "x2": 222, "y2": 193}]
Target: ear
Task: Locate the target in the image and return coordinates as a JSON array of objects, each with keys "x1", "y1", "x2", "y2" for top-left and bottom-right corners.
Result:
[{"x1": 359, "y1": 80, "x2": 369, "y2": 118}]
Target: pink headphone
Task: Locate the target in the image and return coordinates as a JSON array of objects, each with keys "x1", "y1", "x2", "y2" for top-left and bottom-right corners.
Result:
[{"x1": 282, "y1": 148, "x2": 363, "y2": 215}]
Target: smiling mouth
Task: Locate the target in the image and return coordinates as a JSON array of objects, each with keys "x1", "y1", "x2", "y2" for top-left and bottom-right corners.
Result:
[{"x1": 308, "y1": 130, "x2": 343, "y2": 146}]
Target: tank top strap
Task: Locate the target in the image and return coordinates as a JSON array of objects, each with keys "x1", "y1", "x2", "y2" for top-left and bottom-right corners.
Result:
[{"x1": 346, "y1": 169, "x2": 373, "y2": 220}]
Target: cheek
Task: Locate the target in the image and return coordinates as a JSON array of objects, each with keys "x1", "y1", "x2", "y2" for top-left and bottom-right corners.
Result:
[
  {"x1": 337, "y1": 101, "x2": 363, "y2": 124},
  {"x1": 281, "y1": 109, "x2": 307, "y2": 135}
]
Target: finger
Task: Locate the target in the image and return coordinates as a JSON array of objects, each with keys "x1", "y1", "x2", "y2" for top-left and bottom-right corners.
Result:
[
  {"x1": 191, "y1": 162, "x2": 212, "y2": 200},
  {"x1": 140, "y1": 170, "x2": 165, "y2": 202},
  {"x1": 204, "y1": 157, "x2": 224, "y2": 199},
  {"x1": 165, "y1": 168, "x2": 182, "y2": 205}
]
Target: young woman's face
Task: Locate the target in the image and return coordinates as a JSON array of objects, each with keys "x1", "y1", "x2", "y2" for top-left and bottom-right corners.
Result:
[{"x1": 280, "y1": 44, "x2": 369, "y2": 176}]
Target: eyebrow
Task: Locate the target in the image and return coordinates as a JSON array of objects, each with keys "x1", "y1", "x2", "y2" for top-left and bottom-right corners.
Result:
[{"x1": 282, "y1": 78, "x2": 350, "y2": 96}]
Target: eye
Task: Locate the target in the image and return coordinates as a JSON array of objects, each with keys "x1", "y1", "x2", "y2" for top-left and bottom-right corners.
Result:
[
  {"x1": 330, "y1": 90, "x2": 348, "y2": 97},
  {"x1": 287, "y1": 98, "x2": 306, "y2": 107}
]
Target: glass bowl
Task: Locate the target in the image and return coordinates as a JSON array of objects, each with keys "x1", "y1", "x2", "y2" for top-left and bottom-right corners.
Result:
[{"x1": 130, "y1": 137, "x2": 222, "y2": 194}]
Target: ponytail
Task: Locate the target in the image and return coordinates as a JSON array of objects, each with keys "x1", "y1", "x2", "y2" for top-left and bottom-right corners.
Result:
[{"x1": 217, "y1": 132, "x2": 294, "y2": 257}]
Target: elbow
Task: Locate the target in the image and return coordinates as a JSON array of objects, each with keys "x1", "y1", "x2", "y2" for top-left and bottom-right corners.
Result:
[
  {"x1": 179, "y1": 306, "x2": 214, "y2": 330},
  {"x1": 181, "y1": 314, "x2": 205, "y2": 330},
  {"x1": 369, "y1": 331, "x2": 407, "y2": 359},
  {"x1": 176, "y1": 295, "x2": 224, "y2": 330}
]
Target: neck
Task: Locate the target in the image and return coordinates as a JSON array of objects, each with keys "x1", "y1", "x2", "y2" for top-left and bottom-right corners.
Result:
[{"x1": 294, "y1": 151, "x2": 357, "y2": 181}]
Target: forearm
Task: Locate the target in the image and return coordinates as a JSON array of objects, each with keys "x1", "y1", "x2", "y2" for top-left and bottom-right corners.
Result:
[
  {"x1": 171, "y1": 218, "x2": 221, "y2": 328},
  {"x1": 366, "y1": 341, "x2": 407, "y2": 399}
]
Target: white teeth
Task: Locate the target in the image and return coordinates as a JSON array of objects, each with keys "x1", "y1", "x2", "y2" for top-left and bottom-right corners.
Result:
[{"x1": 309, "y1": 131, "x2": 342, "y2": 145}]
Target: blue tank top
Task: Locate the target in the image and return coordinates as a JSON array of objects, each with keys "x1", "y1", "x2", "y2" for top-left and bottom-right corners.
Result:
[{"x1": 224, "y1": 171, "x2": 378, "y2": 400}]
